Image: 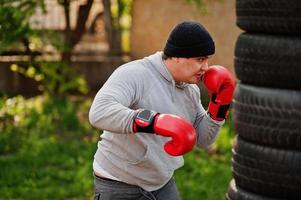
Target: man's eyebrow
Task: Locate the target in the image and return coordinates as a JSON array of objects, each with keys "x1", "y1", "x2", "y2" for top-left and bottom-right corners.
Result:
[{"x1": 196, "y1": 56, "x2": 210, "y2": 59}]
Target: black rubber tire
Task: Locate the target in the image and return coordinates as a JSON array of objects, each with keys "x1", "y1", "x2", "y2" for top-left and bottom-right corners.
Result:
[
  {"x1": 233, "y1": 83, "x2": 301, "y2": 149},
  {"x1": 236, "y1": 0, "x2": 301, "y2": 34},
  {"x1": 232, "y1": 136, "x2": 301, "y2": 199},
  {"x1": 226, "y1": 179, "x2": 281, "y2": 200},
  {"x1": 235, "y1": 33, "x2": 301, "y2": 89}
]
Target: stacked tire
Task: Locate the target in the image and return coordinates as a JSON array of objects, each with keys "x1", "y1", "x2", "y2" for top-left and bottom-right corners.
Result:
[{"x1": 227, "y1": 1, "x2": 301, "y2": 199}]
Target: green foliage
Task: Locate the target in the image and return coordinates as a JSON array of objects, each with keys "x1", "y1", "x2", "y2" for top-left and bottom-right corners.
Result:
[
  {"x1": 0, "y1": 124, "x2": 24, "y2": 155},
  {"x1": 0, "y1": 139, "x2": 95, "y2": 199},
  {"x1": 0, "y1": 1, "x2": 86, "y2": 98},
  {"x1": 119, "y1": 0, "x2": 133, "y2": 17},
  {"x1": 0, "y1": 95, "x2": 99, "y2": 199},
  {"x1": 39, "y1": 97, "x2": 81, "y2": 133},
  {"x1": 27, "y1": 29, "x2": 66, "y2": 53},
  {"x1": 36, "y1": 62, "x2": 89, "y2": 97},
  {"x1": 0, "y1": 95, "x2": 91, "y2": 135},
  {"x1": 0, "y1": 0, "x2": 46, "y2": 51}
]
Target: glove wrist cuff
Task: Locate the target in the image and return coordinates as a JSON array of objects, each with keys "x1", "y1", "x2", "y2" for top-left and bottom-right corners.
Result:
[
  {"x1": 133, "y1": 109, "x2": 158, "y2": 133},
  {"x1": 207, "y1": 101, "x2": 230, "y2": 121}
]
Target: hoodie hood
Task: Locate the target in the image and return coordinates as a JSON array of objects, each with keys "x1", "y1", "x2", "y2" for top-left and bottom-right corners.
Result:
[
  {"x1": 144, "y1": 51, "x2": 190, "y2": 102},
  {"x1": 145, "y1": 51, "x2": 189, "y2": 89}
]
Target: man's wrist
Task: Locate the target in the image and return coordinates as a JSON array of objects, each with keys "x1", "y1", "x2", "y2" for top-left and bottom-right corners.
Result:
[
  {"x1": 133, "y1": 109, "x2": 158, "y2": 133},
  {"x1": 207, "y1": 101, "x2": 230, "y2": 121}
]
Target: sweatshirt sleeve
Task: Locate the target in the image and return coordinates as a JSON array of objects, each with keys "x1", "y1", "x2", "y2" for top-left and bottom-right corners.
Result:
[
  {"x1": 89, "y1": 64, "x2": 141, "y2": 134},
  {"x1": 193, "y1": 95, "x2": 225, "y2": 149}
]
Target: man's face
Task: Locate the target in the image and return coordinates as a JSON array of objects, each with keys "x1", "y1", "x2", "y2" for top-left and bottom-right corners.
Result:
[{"x1": 172, "y1": 56, "x2": 210, "y2": 84}]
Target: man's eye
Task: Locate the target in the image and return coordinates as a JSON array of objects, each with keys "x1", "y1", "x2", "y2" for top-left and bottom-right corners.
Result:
[{"x1": 199, "y1": 56, "x2": 209, "y2": 62}]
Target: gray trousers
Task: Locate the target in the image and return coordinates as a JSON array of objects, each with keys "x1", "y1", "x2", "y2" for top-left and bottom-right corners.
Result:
[{"x1": 94, "y1": 174, "x2": 181, "y2": 200}]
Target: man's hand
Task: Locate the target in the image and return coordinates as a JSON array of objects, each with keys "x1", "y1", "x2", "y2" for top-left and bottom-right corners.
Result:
[
  {"x1": 133, "y1": 109, "x2": 196, "y2": 156},
  {"x1": 203, "y1": 65, "x2": 235, "y2": 121}
]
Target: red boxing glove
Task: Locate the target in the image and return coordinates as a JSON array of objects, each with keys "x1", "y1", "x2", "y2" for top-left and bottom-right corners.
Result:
[
  {"x1": 202, "y1": 65, "x2": 235, "y2": 121},
  {"x1": 133, "y1": 110, "x2": 196, "y2": 156}
]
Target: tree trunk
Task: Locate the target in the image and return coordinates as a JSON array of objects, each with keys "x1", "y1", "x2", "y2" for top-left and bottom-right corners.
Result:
[
  {"x1": 61, "y1": 0, "x2": 94, "y2": 63},
  {"x1": 62, "y1": 0, "x2": 72, "y2": 63},
  {"x1": 71, "y1": 0, "x2": 94, "y2": 47},
  {"x1": 102, "y1": 0, "x2": 122, "y2": 55}
]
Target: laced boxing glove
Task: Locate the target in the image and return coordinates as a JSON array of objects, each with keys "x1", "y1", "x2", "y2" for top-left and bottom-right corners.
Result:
[
  {"x1": 202, "y1": 65, "x2": 235, "y2": 121},
  {"x1": 133, "y1": 109, "x2": 196, "y2": 156}
]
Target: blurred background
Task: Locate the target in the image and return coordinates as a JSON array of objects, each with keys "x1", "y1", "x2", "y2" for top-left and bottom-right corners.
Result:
[{"x1": 0, "y1": 0, "x2": 240, "y2": 199}]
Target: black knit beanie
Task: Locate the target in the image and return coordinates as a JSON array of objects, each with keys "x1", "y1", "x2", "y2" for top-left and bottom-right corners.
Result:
[{"x1": 163, "y1": 20, "x2": 215, "y2": 58}]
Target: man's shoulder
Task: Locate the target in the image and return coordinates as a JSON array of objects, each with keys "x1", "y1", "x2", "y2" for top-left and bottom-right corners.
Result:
[
  {"x1": 108, "y1": 58, "x2": 152, "y2": 85},
  {"x1": 116, "y1": 59, "x2": 149, "y2": 75}
]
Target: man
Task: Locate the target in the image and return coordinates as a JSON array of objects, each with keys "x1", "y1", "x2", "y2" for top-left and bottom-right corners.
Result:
[{"x1": 89, "y1": 20, "x2": 235, "y2": 200}]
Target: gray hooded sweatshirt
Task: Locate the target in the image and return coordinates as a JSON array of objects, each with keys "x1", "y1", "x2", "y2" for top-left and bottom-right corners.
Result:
[{"x1": 89, "y1": 51, "x2": 224, "y2": 191}]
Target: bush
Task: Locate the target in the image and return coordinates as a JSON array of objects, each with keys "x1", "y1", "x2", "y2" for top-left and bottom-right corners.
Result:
[{"x1": 0, "y1": 95, "x2": 98, "y2": 199}]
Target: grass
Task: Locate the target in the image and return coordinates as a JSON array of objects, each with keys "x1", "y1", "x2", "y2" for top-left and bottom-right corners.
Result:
[
  {"x1": 0, "y1": 136, "x2": 96, "y2": 199},
  {"x1": 0, "y1": 95, "x2": 235, "y2": 200}
]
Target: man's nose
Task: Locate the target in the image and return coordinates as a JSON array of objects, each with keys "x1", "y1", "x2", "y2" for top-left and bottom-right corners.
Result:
[{"x1": 201, "y1": 62, "x2": 209, "y2": 71}]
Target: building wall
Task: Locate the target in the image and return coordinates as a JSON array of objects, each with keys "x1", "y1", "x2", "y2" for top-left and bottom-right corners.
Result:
[{"x1": 130, "y1": 0, "x2": 241, "y2": 74}]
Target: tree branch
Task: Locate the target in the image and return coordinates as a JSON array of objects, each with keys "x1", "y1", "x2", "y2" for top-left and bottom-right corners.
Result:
[{"x1": 71, "y1": 0, "x2": 94, "y2": 47}]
